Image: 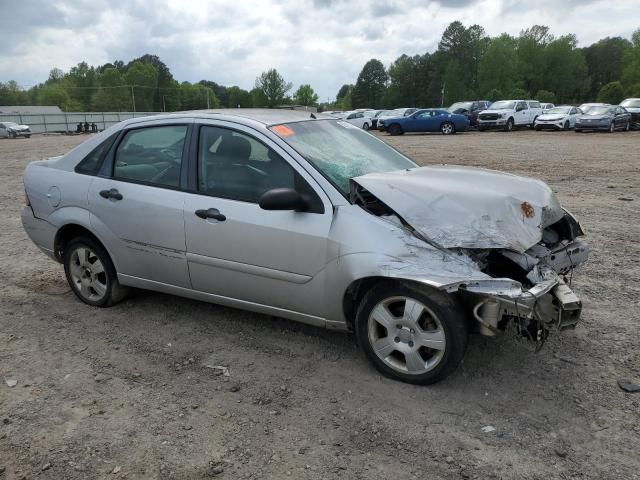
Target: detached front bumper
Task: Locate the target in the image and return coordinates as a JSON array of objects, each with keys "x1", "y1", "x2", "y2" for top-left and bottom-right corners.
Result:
[{"x1": 458, "y1": 268, "x2": 582, "y2": 336}]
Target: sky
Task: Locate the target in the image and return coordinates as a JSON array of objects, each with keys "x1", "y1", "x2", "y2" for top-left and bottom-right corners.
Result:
[{"x1": 0, "y1": 0, "x2": 638, "y2": 100}]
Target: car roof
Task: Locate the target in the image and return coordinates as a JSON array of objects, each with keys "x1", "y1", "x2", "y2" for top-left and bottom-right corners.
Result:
[{"x1": 139, "y1": 108, "x2": 331, "y2": 127}]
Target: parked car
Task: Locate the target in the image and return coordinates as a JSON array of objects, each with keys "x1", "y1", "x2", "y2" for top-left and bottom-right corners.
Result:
[
  {"x1": 447, "y1": 100, "x2": 491, "y2": 127},
  {"x1": 338, "y1": 111, "x2": 371, "y2": 130},
  {"x1": 0, "y1": 121, "x2": 32, "y2": 138},
  {"x1": 534, "y1": 106, "x2": 583, "y2": 131},
  {"x1": 578, "y1": 103, "x2": 609, "y2": 114},
  {"x1": 377, "y1": 108, "x2": 418, "y2": 131},
  {"x1": 370, "y1": 110, "x2": 389, "y2": 129},
  {"x1": 620, "y1": 98, "x2": 640, "y2": 129},
  {"x1": 477, "y1": 100, "x2": 543, "y2": 131},
  {"x1": 540, "y1": 103, "x2": 555, "y2": 111},
  {"x1": 381, "y1": 109, "x2": 469, "y2": 135},
  {"x1": 574, "y1": 105, "x2": 632, "y2": 132},
  {"x1": 21, "y1": 109, "x2": 589, "y2": 385}
]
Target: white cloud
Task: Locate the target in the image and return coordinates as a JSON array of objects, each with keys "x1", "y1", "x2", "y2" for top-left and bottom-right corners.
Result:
[{"x1": 0, "y1": 0, "x2": 638, "y2": 100}]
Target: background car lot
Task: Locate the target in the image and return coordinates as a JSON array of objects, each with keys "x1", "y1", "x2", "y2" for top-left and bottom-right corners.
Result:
[{"x1": 1, "y1": 131, "x2": 639, "y2": 479}]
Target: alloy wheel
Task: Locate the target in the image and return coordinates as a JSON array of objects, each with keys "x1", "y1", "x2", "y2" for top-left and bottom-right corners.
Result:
[
  {"x1": 68, "y1": 246, "x2": 108, "y2": 302},
  {"x1": 367, "y1": 296, "x2": 446, "y2": 375},
  {"x1": 441, "y1": 122, "x2": 454, "y2": 135}
]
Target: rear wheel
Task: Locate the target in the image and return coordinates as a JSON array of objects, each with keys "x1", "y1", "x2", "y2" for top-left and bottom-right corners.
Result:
[
  {"x1": 388, "y1": 124, "x2": 403, "y2": 136},
  {"x1": 356, "y1": 283, "x2": 468, "y2": 385},
  {"x1": 608, "y1": 122, "x2": 615, "y2": 133},
  {"x1": 63, "y1": 236, "x2": 128, "y2": 307},
  {"x1": 625, "y1": 121, "x2": 631, "y2": 131},
  {"x1": 363, "y1": 122, "x2": 370, "y2": 131},
  {"x1": 440, "y1": 121, "x2": 455, "y2": 135}
]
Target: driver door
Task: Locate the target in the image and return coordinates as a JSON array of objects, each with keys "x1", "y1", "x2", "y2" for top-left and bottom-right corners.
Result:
[{"x1": 410, "y1": 111, "x2": 432, "y2": 132}]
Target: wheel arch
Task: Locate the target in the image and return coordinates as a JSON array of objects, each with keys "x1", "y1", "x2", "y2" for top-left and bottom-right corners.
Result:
[{"x1": 342, "y1": 276, "x2": 448, "y2": 330}]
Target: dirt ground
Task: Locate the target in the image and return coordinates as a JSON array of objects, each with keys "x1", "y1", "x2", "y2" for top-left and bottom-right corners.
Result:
[{"x1": 0, "y1": 128, "x2": 639, "y2": 480}]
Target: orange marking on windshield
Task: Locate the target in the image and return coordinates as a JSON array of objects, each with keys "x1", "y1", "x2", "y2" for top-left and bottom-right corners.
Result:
[{"x1": 270, "y1": 125, "x2": 294, "y2": 137}]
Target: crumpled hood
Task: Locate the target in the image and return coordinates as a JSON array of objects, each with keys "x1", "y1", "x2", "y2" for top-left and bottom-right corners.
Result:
[
  {"x1": 352, "y1": 165, "x2": 564, "y2": 252},
  {"x1": 8, "y1": 124, "x2": 29, "y2": 130}
]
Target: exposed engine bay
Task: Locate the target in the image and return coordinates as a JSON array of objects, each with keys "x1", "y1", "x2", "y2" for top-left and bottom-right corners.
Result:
[{"x1": 350, "y1": 172, "x2": 590, "y2": 349}]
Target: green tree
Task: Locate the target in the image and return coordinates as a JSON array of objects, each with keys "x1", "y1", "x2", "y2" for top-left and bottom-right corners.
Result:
[
  {"x1": 91, "y1": 67, "x2": 129, "y2": 111},
  {"x1": 250, "y1": 87, "x2": 268, "y2": 107},
  {"x1": 178, "y1": 82, "x2": 218, "y2": 110},
  {"x1": 36, "y1": 84, "x2": 72, "y2": 110},
  {"x1": 517, "y1": 25, "x2": 553, "y2": 96},
  {"x1": 294, "y1": 84, "x2": 319, "y2": 106},
  {"x1": 622, "y1": 29, "x2": 640, "y2": 91},
  {"x1": 125, "y1": 61, "x2": 158, "y2": 111},
  {"x1": 478, "y1": 34, "x2": 519, "y2": 97},
  {"x1": 0, "y1": 81, "x2": 28, "y2": 105},
  {"x1": 352, "y1": 59, "x2": 388, "y2": 108},
  {"x1": 254, "y1": 68, "x2": 292, "y2": 107},
  {"x1": 597, "y1": 81, "x2": 625, "y2": 104},
  {"x1": 535, "y1": 90, "x2": 557, "y2": 103},
  {"x1": 226, "y1": 86, "x2": 252, "y2": 108},
  {"x1": 443, "y1": 59, "x2": 466, "y2": 105},
  {"x1": 582, "y1": 37, "x2": 632, "y2": 98},
  {"x1": 387, "y1": 55, "x2": 421, "y2": 107},
  {"x1": 542, "y1": 35, "x2": 590, "y2": 103},
  {"x1": 66, "y1": 61, "x2": 97, "y2": 110}
]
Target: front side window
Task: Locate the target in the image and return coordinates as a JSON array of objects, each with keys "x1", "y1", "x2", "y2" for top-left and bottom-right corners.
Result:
[
  {"x1": 270, "y1": 120, "x2": 415, "y2": 195},
  {"x1": 198, "y1": 126, "x2": 298, "y2": 203},
  {"x1": 113, "y1": 125, "x2": 187, "y2": 187}
]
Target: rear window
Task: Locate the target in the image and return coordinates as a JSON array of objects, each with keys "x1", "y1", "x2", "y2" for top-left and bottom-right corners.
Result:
[
  {"x1": 75, "y1": 132, "x2": 119, "y2": 176},
  {"x1": 621, "y1": 99, "x2": 640, "y2": 108}
]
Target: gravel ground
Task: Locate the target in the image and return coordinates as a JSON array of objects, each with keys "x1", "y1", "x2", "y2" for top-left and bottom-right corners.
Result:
[{"x1": 0, "y1": 129, "x2": 639, "y2": 479}]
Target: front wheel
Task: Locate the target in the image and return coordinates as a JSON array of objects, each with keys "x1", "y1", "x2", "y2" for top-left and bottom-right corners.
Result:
[
  {"x1": 625, "y1": 121, "x2": 630, "y2": 131},
  {"x1": 64, "y1": 236, "x2": 128, "y2": 307},
  {"x1": 563, "y1": 120, "x2": 570, "y2": 131},
  {"x1": 363, "y1": 122, "x2": 370, "y2": 131},
  {"x1": 608, "y1": 122, "x2": 615, "y2": 133},
  {"x1": 440, "y1": 121, "x2": 455, "y2": 135},
  {"x1": 504, "y1": 118, "x2": 514, "y2": 132},
  {"x1": 388, "y1": 124, "x2": 403, "y2": 136},
  {"x1": 356, "y1": 283, "x2": 468, "y2": 385}
]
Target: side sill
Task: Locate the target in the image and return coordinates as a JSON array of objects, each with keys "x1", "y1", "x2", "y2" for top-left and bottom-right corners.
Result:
[{"x1": 117, "y1": 273, "x2": 347, "y2": 331}]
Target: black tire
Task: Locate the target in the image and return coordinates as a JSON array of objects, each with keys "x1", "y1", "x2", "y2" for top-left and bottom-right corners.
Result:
[
  {"x1": 363, "y1": 122, "x2": 370, "y2": 131},
  {"x1": 63, "y1": 235, "x2": 129, "y2": 307},
  {"x1": 25, "y1": 134, "x2": 31, "y2": 138},
  {"x1": 530, "y1": 117, "x2": 538, "y2": 129},
  {"x1": 9, "y1": 131, "x2": 16, "y2": 139},
  {"x1": 575, "y1": 129, "x2": 582, "y2": 133},
  {"x1": 504, "y1": 118, "x2": 514, "y2": 132},
  {"x1": 355, "y1": 282, "x2": 468, "y2": 385},
  {"x1": 625, "y1": 121, "x2": 630, "y2": 131},
  {"x1": 388, "y1": 124, "x2": 403, "y2": 136},
  {"x1": 563, "y1": 121, "x2": 570, "y2": 131},
  {"x1": 440, "y1": 121, "x2": 455, "y2": 135},
  {"x1": 478, "y1": 126, "x2": 486, "y2": 132},
  {"x1": 535, "y1": 126, "x2": 541, "y2": 131},
  {"x1": 608, "y1": 122, "x2": 615, "y2": 133}
]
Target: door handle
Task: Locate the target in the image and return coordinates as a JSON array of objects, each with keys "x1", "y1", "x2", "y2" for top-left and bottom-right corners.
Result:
[
  {"x1": 99, "y1": 188, "x2": 123, "y2": 201},
  {"x1": 195, "y1": 208, "x2": 226, "y2": 221}
]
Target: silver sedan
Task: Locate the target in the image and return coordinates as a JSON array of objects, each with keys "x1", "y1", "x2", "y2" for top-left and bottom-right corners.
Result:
[{"x1": 21, "y1": 109, "x2": 589, "y2": 384}]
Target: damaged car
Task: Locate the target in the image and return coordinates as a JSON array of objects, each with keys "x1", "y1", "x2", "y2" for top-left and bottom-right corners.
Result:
[{"x1": 21, "y1": 109, "x2": 589, "y2": 385}]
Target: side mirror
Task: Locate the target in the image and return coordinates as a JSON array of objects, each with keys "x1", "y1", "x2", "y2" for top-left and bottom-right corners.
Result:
[{"x1": 259, "y1": 188, "x2": 308, "y2": 212}]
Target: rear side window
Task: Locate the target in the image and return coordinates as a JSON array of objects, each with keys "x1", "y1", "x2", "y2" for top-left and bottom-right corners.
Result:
[
  {"x1": 529, "y1": 101, "x2": 541, "y2": 108},
  {"x1": 113, "y1": 125, "x2": 187, "y2": 188},
  {"x1": 75, "y1": 132, "x2": 118, "y2": 176}
]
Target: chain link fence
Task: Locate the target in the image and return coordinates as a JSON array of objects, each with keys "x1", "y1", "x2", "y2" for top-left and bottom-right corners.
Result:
[{"x1": 0, "y1": 112, "x2": 159, "y2": 134}]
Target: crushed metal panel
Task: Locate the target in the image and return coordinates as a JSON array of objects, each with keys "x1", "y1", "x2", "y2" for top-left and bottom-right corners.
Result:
[{"x1": 352, "y1": 165, "x2": 565, "y2": 252}]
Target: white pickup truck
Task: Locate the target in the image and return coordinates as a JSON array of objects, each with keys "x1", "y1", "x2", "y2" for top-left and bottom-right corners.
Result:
[{"x1": 477, "y1": 100, "x2": 543, "y2": 132}]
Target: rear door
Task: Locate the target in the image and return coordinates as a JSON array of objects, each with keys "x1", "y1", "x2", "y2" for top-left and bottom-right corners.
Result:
[
  {"x1": 183, "y1": 121, "x2": 334, "y2": 317},
  {"x1": 88, "y1": 121, "x2": 192, "y2": 288}
]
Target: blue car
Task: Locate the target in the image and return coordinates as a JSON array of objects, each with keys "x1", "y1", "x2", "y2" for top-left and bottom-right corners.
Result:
[{"x1": 381, "y1": 109, "x2": 469, "y2": 135}]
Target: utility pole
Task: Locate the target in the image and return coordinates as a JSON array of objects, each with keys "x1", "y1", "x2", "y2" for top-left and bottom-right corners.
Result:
[
  {"x1": 162, "y1": 95, "x2": 166, "y2": 112},
  {"x1": 206, "y1": 90, "x2": 210, "y2": 109},
  {"x1": 131, "y1": 86, "x2": 136, "y2": 113},
  {"x1": 441, "y1": 83, "x2": 445, "y2": 108}
]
